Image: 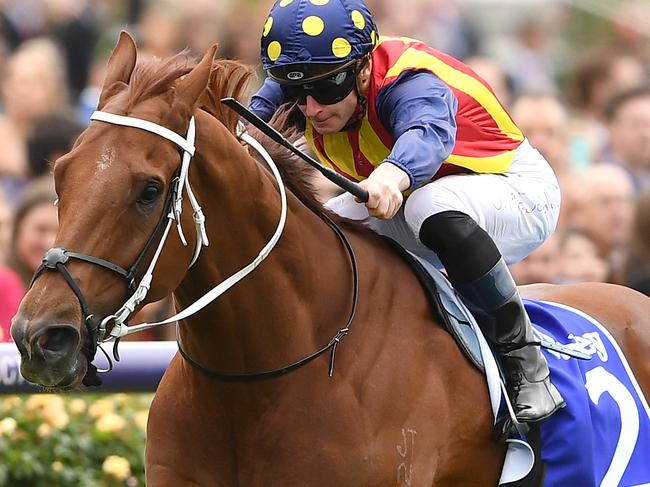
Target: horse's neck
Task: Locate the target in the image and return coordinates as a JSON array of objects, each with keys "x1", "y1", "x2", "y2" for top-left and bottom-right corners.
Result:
[{"x1": 175, "y1": 117, "x2": 355, "y2": 375}]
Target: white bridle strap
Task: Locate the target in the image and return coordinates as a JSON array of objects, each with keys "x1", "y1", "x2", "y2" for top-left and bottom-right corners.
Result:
[
  {"x1": 90, "y1": 111, "x2": 206, "y2": 260},
  {"x1": 90, "y1": 111, "x2": 195, "y2": 155},
  {"x1": 110, "y1": 130, "x2": 288, "y2": 338},
  {"x1": 90, "y1": 110, "x2": 206, "y2": 338},
  {"x1": 90, "y1": 111, "x2": 287, "y2": 341}
]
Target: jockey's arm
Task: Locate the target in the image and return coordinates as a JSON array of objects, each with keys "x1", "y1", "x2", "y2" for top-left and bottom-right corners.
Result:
[
  {"x1": 361, "y1": 71, "x2": 458, "y2": 219},
  {"x1": 249, "y1": 77, "x2": 286, "y2": 122}
]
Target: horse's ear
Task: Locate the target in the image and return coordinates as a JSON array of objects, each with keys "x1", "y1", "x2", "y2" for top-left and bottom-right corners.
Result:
[
  {"x1": 98, "y1": 31, "x2": 137, "y2": 110},
  {"x1": 173, "y1": 44, "x2": 217, "y2": 115}
]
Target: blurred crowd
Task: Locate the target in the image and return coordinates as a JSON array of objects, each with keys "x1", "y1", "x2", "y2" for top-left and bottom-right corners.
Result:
[{"x1": 0, "y1": 0, "x2": 649, "y2": 342}]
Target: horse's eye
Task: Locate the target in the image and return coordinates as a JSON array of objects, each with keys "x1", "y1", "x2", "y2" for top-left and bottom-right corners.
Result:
[{"x1": 137, "y1": 181, "x2": 163, "y2": 205}]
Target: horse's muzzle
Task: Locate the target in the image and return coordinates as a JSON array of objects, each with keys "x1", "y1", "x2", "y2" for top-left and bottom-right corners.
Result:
[{"x1": 11, "y1": 316, "x2": 84, "y2": 388}]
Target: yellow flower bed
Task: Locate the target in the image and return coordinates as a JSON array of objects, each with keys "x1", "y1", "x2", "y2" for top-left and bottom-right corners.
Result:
[{"x1": 0, "y1": 393, "x2": 153, "y2": 486}]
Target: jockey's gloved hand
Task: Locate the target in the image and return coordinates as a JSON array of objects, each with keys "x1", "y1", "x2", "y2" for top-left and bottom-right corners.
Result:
[{"x1": 356, "y1": 162, "x2": 410, "y2": 219}]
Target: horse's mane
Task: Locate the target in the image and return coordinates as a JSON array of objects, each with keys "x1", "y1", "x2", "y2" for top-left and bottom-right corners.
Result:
[
  {"x1": 126, "y1": 52, "x2": 364, "y2": 229},
  {"x1": 200, "y1": 59, "x2": 349, "y2": 223},
  {"x1": 246, "y1": 108, "x2": 333, "y2": 219},
  {"x1": 125, "y1": 51, "x2": 195, "y2": 111},
  {"x1": 201, "y1": 59, "x2": 255, "y2": 134}
]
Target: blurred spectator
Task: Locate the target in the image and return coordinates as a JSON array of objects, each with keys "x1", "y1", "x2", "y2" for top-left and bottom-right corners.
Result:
[
  {"x1": 510, "y1": 233, "x2": 560, "y2": 285},
  {"x1": 0, "y1": 187, "x2": 12, "y2": 340},
  {"x1": 172, "y1": 0, "x2": 225, "y2": 56},
  {"x1": 567, "y1": 48, "x2": 646, "y2": 168},
  {"x1": 370, "y1": 0, "x2": 477, "y2": 60},
  {"x1": 0, "y1": 179, "x2": 57, "y2": 341},
  {"x1": 135, "y1": 1, "x2": 184, "y2": 59},
  {"x1": 0, "y1": 0, "x2": 48, "y2": 49},
  {"x1": 5, "y1": 177, "x2": 58, "y2": 288},
  {"x1": 611, "y1": 1, "x2": 650, "y2": 65},
  {"x1": 184, "y1": 12, "x2": 221, "y2": 57},
  {"x1": 622, "y1": 190, "x2": 650, "y2": 296},
  {"x1": 0, "y1": 187, "x2": 11, "y2": 266},
  {"x1": 555, "y1": 172, "x2": 583, "y2": 232},
  {"x1": 568, "y1": 48, "x2": 646, "y2": 125},
  {"x1": 602, "y1": 85, "x2": 650, "y2": 194},
  {"x1": 369, "y1": 0, "x2": 430, "y2": 39},
  {"x1": 556, "y1": 227, "x2": 608, "y2": 284},
  {"x1": 220, "y1": 2, "x2": 271, "y2": 67},
  {"x1": 571, "y1": 164, "x2": 635, "y2": 283},
  {"x1": 510, "y1": 92, "x2": 569, "y2": 177},
  {"x1": 26, "y1": 112, "x2": 84, "y2": 179},
  {"x1": 0, "y1": 186, "x2": 14, "y2": 338},
  {"x1": 510, "y1": 92, "x2": 580, "y2": 231},
  {"x1": 46, "y1": 0, "x2": 101, "y2": 102},
  {"x1": 465, "y1": 56, "x2": 513, "y2": 108},
  {"x1": 0, "y1": 265, "x2": 23, "y2": 342},
  {"x1": 0, "y1": 38, "x2": 70, "y2": 199},
  {"x1": 487, "y1": 17, "x2": 560, "y2": 97},
  {"x1": 76, "y1": 52, "x2": 108, "y2": 122},
  {"x1": 419, "y1": 0, "x2": 478, "y2": 60}
]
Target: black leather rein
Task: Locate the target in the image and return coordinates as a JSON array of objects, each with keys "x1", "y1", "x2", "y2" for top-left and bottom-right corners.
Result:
[{"x1": 177, "y1": 210, "x2": 359, "y2": 381}]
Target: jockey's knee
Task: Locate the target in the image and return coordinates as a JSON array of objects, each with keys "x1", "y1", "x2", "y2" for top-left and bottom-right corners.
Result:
[
  {"x1": 416, "y1": 210, "x2": 479, "y2": 254},
  {"x1": 415, "y1": 210, "x2": 502, "y2": 282},
  {"x1": 403, "y1": 183, "x2": 465, "y2": 235}
]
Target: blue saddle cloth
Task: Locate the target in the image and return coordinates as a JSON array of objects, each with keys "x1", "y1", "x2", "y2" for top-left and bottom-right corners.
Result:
[
  {"x1": 526, "y1": 299, "x2": 650, "y2": 487},
  {"x1": 389, "y1": 244, "x2": 649, "y2": 485}
]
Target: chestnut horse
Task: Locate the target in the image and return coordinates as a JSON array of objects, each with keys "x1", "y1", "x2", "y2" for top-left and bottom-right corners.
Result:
[{"x1": 11, "y1": 33, "x2": 650, "y2": 486}]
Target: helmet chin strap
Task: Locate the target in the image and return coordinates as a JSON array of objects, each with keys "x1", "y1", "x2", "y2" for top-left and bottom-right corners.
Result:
[
  {"x1": 342, "y1": 95, "x2": 366, "y2": 131},
  {"x1": 343, "y1": 55, "x2": 371, "y2": 130}
]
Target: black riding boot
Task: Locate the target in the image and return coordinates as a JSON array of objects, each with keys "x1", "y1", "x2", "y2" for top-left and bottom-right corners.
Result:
[
  {"x1": 454, "y1": 258, "x2": 565, "y2": 422},
  {"x1": 419, "y1": 211, "x2": 565, "y2": 423}
]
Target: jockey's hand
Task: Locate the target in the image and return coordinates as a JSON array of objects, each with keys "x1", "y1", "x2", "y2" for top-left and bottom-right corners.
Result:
[{"x1": 355, "y1": 162, "x2": 410, "y2": 219}]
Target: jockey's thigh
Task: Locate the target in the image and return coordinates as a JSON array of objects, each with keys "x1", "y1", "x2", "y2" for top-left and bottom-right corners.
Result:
[
  {"x1": 403, "y1": 139, "x2": 561, "y2": 265},
  {"x1": 324, "y1": 186, "x2": 443, "y2": 263}
]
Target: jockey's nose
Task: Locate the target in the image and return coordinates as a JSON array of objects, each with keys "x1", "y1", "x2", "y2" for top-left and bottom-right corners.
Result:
[{"x1": 304, "y1": 95, "x2": 323, "y2": 118}]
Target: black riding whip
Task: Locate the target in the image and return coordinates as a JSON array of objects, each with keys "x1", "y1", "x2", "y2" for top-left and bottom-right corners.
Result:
[{"x1": 220, "y1": 97, "x2": 369, "y2": 203}]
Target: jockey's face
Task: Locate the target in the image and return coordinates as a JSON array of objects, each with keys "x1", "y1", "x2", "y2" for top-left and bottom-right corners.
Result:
[
  {"x1": 299, "y1": 90, "x2": 358, "y2": 134},
  {"x1": 297, "y1": 59, "x2": 372, "y2": 135}
]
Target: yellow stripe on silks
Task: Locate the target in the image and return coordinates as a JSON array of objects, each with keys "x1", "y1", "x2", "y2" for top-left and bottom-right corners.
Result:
[
  {"x1": 322, "y1": 130, "x2": 361, "y2": 180},
  {"x1": 384, "y1": 48, "x2": 524, "y2": 142},
  {"x1": 358, "y1": 118, "x2": 391, "y2": 165},
  {"x1": 446, "y1": 149, "x2": 517, "y2": 173},
  {"x1": 305, "y1": 123, "x2": 334, "y2": 169}
]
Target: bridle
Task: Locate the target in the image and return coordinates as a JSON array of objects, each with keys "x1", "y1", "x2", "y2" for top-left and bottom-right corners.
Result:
[
  {"x1": 30, "y1": 112, "x2": 207, "y2": 382},
  {"x1": 29, "y1": 108, "x2": 358, "y2": 383}
]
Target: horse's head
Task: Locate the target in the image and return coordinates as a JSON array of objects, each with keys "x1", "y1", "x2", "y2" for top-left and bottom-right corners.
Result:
[{"x1": 11, "y1": 32, "x2": 217, "y2": 389}]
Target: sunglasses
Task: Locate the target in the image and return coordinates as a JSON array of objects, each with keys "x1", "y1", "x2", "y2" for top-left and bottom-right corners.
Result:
[{"x1": 280, "y1": 66, "x2": 357, "y2": 105}]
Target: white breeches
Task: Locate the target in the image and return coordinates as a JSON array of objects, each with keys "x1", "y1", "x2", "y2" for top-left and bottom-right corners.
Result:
[{"x1": 325, "y1": 139, "x2": 561, "y2": 267}]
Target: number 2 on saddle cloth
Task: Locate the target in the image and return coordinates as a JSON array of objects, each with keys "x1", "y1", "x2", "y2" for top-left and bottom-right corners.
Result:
[{"x1": 526, "y1": 300, "x2": 650, "y2": 486}]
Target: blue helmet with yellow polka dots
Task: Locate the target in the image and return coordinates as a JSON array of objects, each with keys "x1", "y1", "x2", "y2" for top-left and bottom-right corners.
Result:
[{"x1": 261, "y1": 0, "x2": 377, "y2": 84}]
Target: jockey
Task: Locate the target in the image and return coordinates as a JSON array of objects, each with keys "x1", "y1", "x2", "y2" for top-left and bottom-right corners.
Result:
[{"x1": 250, "y1": 0, "x2": 564, "y2": 423}]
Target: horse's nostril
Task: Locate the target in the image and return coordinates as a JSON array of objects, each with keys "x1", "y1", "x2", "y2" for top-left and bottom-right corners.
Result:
[{"x1": 33, "y1": 326, "x2": 80, "y2": 359}]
